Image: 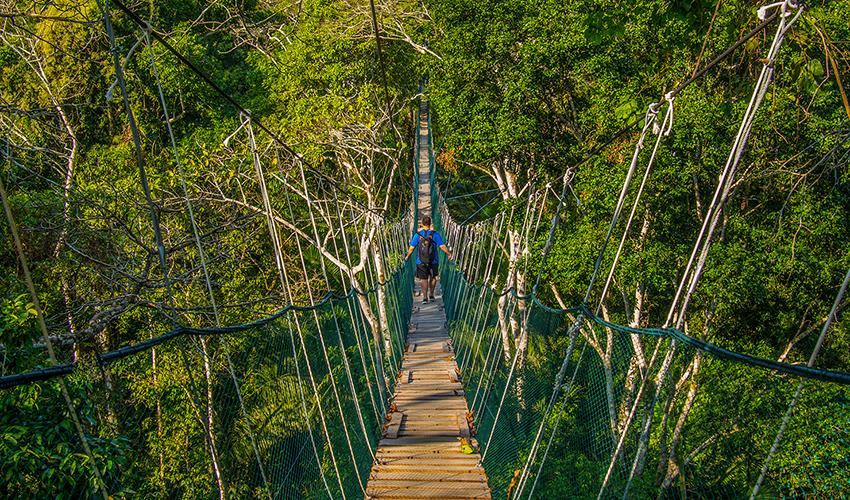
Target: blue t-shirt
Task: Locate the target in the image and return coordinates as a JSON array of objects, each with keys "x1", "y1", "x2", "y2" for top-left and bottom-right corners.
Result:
[{"x1": 409, "y1": 229, "x2": 444, "y2": 265}]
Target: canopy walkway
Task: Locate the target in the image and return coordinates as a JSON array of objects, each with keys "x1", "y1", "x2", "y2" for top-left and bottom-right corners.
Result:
[
  {"x1": 1, "y1": 1, "x2": 850, "y2": 498},
  {"x1": 365, "y1": 102, "x2": 491, "y2": 499}
]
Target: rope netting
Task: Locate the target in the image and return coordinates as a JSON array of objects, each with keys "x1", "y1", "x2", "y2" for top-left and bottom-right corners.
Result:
[{"x1": 435, "y1": 197, "x2": 850, "y2": 499}]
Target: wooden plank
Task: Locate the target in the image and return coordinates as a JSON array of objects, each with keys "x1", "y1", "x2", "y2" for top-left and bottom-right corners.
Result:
[
  {"x1": 367, "y1": 489, "x2": 490, "y2": 499},
  {"x1": 367, "y1": 144, "x2": 490, "y2": 499},
  {"x1": 371, "y1": 471, "x2": 486, "y2": 482},
  {"x1": 374, "y1": 464, "x2": 483, "y2": 471},
  {"x1": 384, "y1": 412, "x2": 404, "y2": 439},
  {"x1": 367, "y1": 480, "x2": 491, "y2": 493},
  {"x1": 368, "y1": 482, "x2": 490, "y2": 494},
  {"x1": 376, "y1": 450, "x2": 470, "y2": 458},
  {"x1": 376, "y1": 457, "x2": 481, "y2": 465}
]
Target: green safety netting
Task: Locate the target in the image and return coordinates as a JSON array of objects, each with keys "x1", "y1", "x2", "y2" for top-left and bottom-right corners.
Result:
[
  {"x1": 423, "y1": 74, "x2": 850, "y2": 495},
  {"x1": 433, "y1": 203, "x2": 850, "y2": 499},
  {"x1": 2, "y1": 246, "x2": 414, "y2": 498}
]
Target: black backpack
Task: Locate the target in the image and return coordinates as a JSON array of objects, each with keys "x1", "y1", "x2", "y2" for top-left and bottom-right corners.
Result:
[{"x1": 418, "y1": 230, "x2": 437, "y2": 264}]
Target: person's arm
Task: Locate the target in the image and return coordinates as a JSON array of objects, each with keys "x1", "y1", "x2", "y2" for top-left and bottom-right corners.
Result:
[
  {"x1": 439, "y1": 244, "x2": 453, "y2": 261},
  {"x1": 406, "y1": 232, "x2": 420, "y2": 261},
  {"x1": 433, "y1": 232, "x2": 452, "y2": 261}
]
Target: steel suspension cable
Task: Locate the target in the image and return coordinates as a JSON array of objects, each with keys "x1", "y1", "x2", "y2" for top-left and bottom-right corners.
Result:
[
  {"x1": 99, "y1": 3, "x2": 227, "y2": 494},
  {"x1": 243, "y1": 117, "x2": 338, "y2": 497},
  {"x1": 282, "y1": 174, "x2": 366, "y2": 496},
  {"x1": 105, "y1": 0, "x2": 379, "y2": 217},
  {"x1": 142, "y1": 29, "x2": 271, "y2": 497},
  {"x1": 600, "y1": 5, "x2": 803, "y2": 497}
]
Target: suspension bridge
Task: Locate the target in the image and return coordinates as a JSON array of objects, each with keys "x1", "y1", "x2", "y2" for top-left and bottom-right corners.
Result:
[{"x1": 1, "y1": 0, "x2": 849, "y2": 498}]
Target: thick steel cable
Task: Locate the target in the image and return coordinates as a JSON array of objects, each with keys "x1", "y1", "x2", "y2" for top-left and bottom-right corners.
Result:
[
  {"x1": 99, "y1": 3, "x2": 227, "y2": 494},
  {"x1": 601, "y1": 6, "x2": 803, "y2": 497},
  {"x1": 142, "y1": 30, "x2": 271, "y2": 497},
  {"x1": 596, "y1": 97, "x2": 674, "y2": 315},
  {"x1": 511, "y1": 109, "x2": 660, "y2": 498},
  {"x1": 106, "y1": 0, "x2": 379, "y2": 216},
  {"x1": 331, "y1": 190, "x2": 387, "y2": 417},
  {"x1": 285, "y1": 320, "x2": 333, "y2": 498},
  {"x1": 245, "y1": 117, "x2": 340, "y2": 497},
  {"x1": 282, "y1": 176, "x2": 366, "y2": 495},
  {"x1": 750, "y1": 264, "x2": 850, "y2": 497},
  {"x1": 317, "y1": 188, "x2": 380, "y2": 454},
  {"x1": 368, "y1": 0, "x2": 394, "y2": 133}
]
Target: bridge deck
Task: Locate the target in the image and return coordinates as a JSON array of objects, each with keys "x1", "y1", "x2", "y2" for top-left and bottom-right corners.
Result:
[
  {"x1": 366, "y1": 296, "x2": 491, "y2": 499},
  {"x1": 365, "y1": 101, "x2": 491, "y2": 499}
]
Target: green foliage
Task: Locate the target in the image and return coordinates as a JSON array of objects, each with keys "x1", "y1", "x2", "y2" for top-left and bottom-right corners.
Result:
[
  {"x1": 1, "y1": 0, "x2": 849, "y2": 496},
  {"x1": 0, "y1": 381, "x2": 131, "y2": 498}
]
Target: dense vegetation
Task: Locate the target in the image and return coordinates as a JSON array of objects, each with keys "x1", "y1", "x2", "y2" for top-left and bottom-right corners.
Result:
[
  {"x1": 430, "y1": 0, "x2": 850, "y2": 366},
  {"x1": 1, "y1": 0, "x2": 848, "y2": 497},
  {"x1": 428, "y1": 0, "x2": 850, "y2": 496}
]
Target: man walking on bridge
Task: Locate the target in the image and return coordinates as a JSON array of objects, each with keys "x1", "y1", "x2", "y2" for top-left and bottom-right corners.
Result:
[{"x1": 406, "y1": 216, "x2": 453, "y2": 303}]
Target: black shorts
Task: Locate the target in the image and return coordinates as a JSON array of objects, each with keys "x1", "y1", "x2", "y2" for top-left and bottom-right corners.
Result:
[{"x1": 416, "y1": 263, "x2": 439, "y2": 279}]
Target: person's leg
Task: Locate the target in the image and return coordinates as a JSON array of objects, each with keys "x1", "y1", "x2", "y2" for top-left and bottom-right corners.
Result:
[
  {"x1": 430, "y1": 264, "x2": 439, "y2": 299},
  {"x1": 416, "y1": 264, "x2": 429, "y2": 302}
]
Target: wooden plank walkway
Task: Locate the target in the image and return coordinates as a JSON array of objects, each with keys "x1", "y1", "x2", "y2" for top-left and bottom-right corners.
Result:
[{"x1": 365, "y1": 101, "x2": 491, "y2": 499}]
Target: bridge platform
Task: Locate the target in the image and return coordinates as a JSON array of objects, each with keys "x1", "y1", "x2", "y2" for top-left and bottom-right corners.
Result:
[
  {"x1": 366, "y1": 293, "x2": 491, "y2": 499},
  {"x1": 365, "y1": 101, "x2": 491, "y2": 498}
]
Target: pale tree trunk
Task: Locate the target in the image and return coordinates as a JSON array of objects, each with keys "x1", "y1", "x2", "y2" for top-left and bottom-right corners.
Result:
[
  {"x1": 24, "y1": 43, "x2": 82, "y2": 364},
  {"x1": 618, "y1": 358, "x2": 641, "y2": 435},
  {"x1": 372, "y1": 238, "x2": 392, "y2": 354},
  {"x1": 352, "y1": 271, "x2": 387, "y2": 388},
  {"x1": 488, "y1": 157, "x2": 531, "y2": 409},
  {"x1": 599, "y1": 304, "x2": 617, "y2": 438},
  {"x1": 661, "y1": 352, "x2": 702, "y2": 489},
  {"x1": 496, "y1": 227, "x2": 521, "y2": 361},
  {"x1": 618, "y1": 278, "x2": 649, "y2": 437},
  {"x1": 490, "y1": 158, "x2": 524, "y2": 359},
  {"x1": 497, "y1": 293, "x2": 512, "y2": 362},
  {"x1": 199, "y1": 338, "x2": 226, "y2": 500},
  {"x1": 622, "y1": 214, "x2": 663, "y2": 480},
  {"x1": 653, "y1": 350, "x2": 700, "y2": 484},
  {"x1": 655, "y1": 370, "x2": 677, "y2": 481}
]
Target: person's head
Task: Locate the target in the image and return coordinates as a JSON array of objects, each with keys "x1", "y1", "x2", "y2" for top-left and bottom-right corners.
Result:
[{"x1": 422, "y1": 216, "x2": 432, "y2": 227}]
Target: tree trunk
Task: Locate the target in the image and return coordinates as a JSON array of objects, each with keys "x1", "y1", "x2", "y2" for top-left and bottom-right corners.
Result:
[
  {"x1": 661, "y1": 352, "x2": 702, "y2": 489},
  {"x1": 497, "y1": 293, "x2": 512, "y2": 362},
  {"x1": 200, "y1": 338, "x2": 227, "y2": 500},
  {"x1": 353, "y1": 274, "x2": 387, "y2": 388},
  {"x1": 372, "y1": 239, "x2": 392, "y2": 354}
]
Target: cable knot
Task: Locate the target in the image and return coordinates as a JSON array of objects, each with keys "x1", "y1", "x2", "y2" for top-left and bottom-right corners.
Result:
[
  {"x1": 647, "y1": 101, "x2": 661, "y2": 116},
  {"x1": 757, "y1": 0, "x2": 797, "y2": 20},
  {"x1": 642, "y1": 101, "x2": 662, "y2": 139}
]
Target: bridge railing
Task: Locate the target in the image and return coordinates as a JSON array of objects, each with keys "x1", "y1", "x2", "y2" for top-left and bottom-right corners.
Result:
[
  {"x1": 1, "y1": 200, "x2": 415, "y2": 499},
  {"x1": 434, "y1": 189, "x2": 850, "y2": 499}
]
